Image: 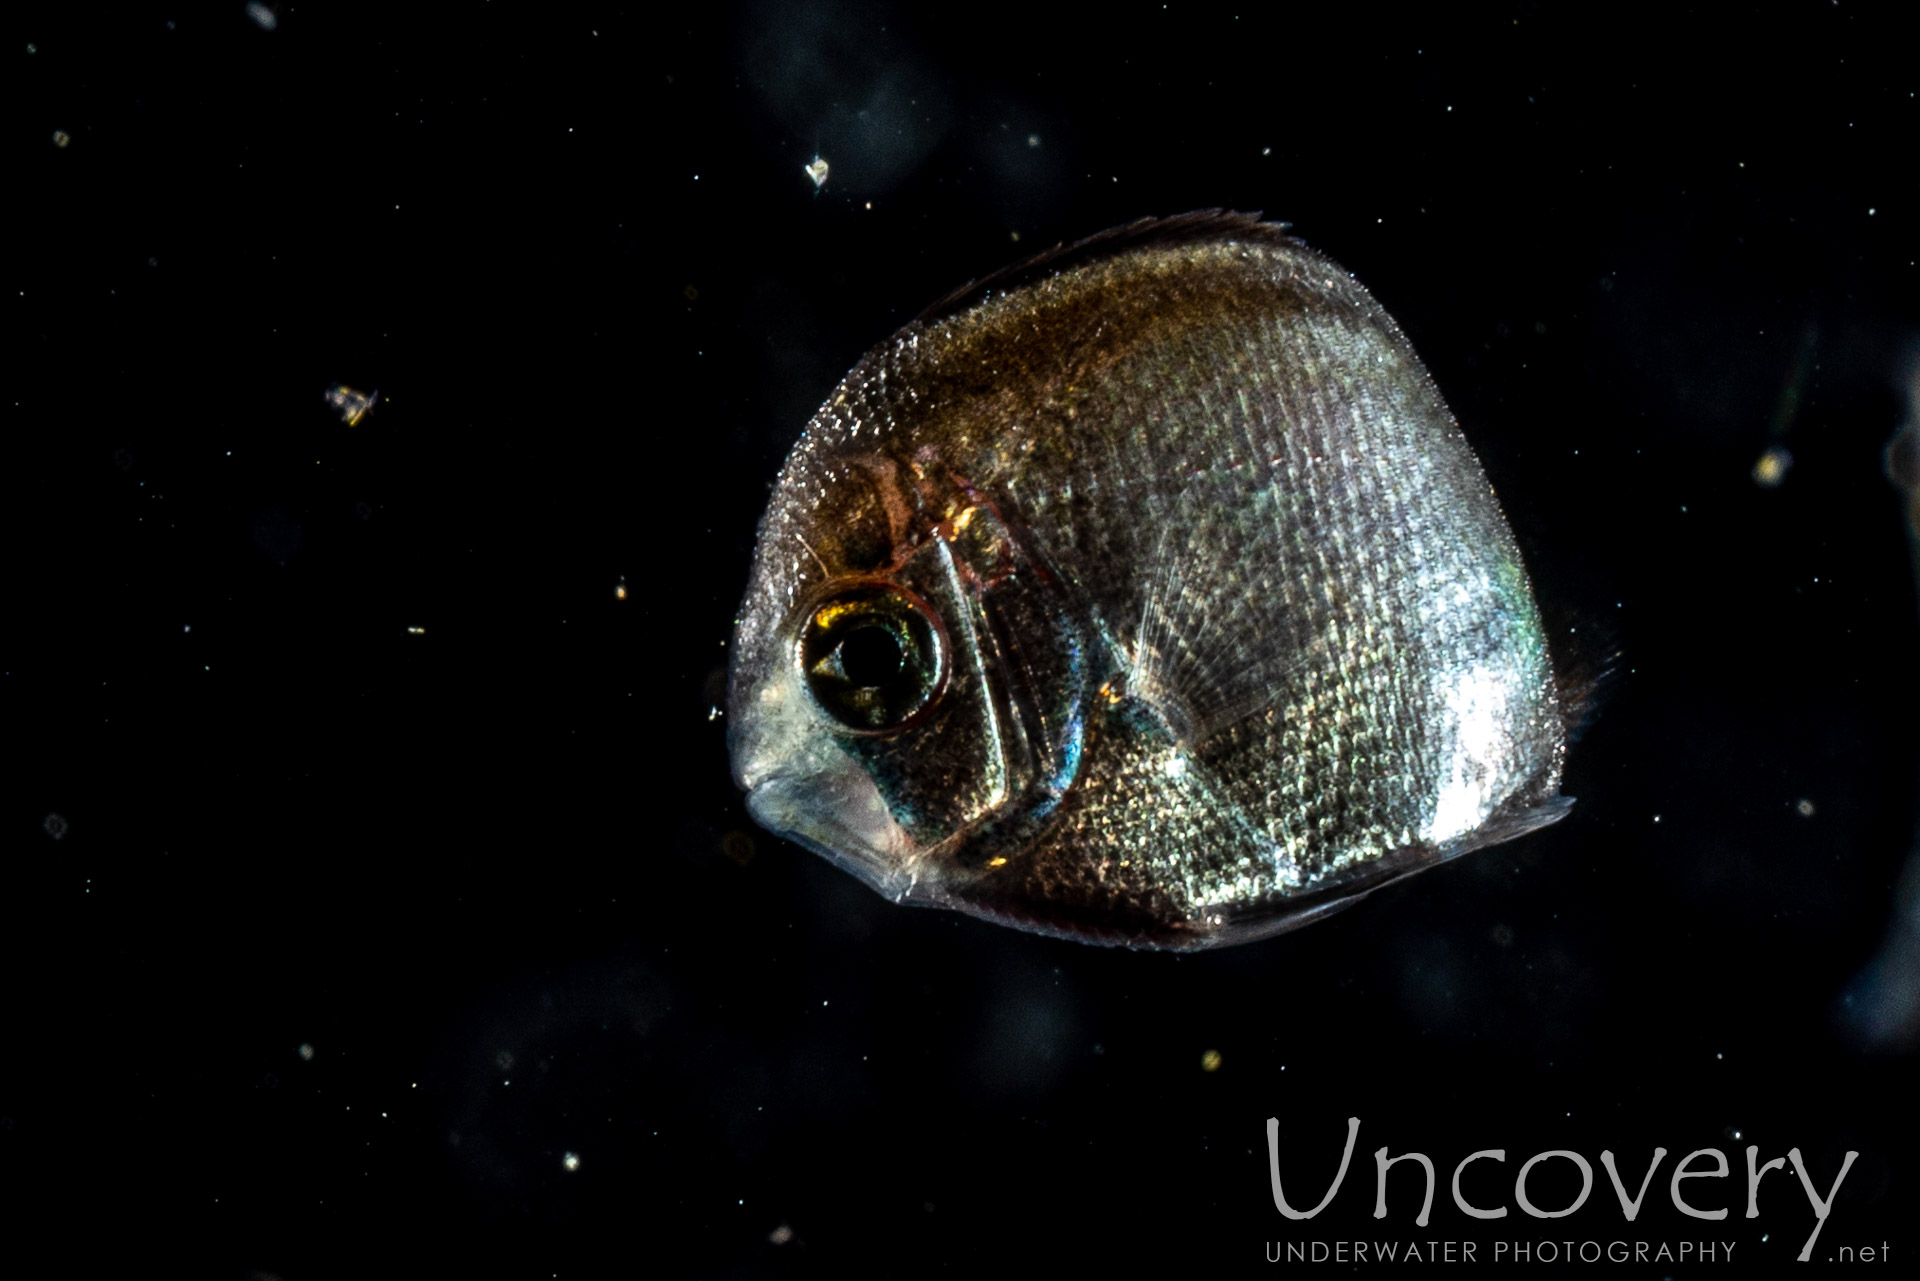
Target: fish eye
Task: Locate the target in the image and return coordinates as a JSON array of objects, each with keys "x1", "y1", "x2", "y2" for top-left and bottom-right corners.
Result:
[{"x1": 798, "y1": 583, "x2": 947, "y2": 733}]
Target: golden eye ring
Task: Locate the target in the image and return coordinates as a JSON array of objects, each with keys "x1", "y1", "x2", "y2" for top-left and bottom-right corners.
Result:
[{"x1": 795, "y1": 580, "x2": 948, "y2": 734}]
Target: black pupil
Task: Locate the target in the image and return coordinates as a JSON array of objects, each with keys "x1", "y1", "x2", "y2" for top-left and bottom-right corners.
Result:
[{"x1": 839, "y1": 624, "x2": 904, "y2": 687}]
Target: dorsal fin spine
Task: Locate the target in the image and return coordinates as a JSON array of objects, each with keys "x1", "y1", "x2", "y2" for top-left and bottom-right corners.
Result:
[{"x1": 915, "y1": 210, "x2": 1299, "y2": 325}]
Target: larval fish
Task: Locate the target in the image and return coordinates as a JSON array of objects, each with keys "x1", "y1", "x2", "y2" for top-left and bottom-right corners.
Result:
[{"x1": 728, "y1": 211, "x2": 1571, "y2": 949}]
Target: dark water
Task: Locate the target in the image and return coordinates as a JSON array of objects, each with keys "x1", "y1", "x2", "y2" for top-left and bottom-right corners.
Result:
[{"x1": 12, "y1": 2, "x2": 1916, "y2": 1274}]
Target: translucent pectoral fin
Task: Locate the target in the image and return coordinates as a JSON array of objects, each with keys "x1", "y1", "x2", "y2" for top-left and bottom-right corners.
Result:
[{"x1": 1129, "y1": 461, "x2": 1330, "y2": 746}]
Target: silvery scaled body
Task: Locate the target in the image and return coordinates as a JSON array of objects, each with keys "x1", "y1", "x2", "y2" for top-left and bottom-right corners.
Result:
[{"x1": 729, "y1": 212, "x2": 1569, "y2": 949}]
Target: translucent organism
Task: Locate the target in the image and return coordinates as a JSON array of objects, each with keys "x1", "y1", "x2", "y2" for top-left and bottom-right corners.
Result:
[{"x1": 324, "y1": 383, "x2": 378, "y2": 426}]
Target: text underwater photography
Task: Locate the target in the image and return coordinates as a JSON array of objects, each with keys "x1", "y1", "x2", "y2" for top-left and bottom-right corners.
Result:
[
  {"x1": 9, "y1": 0, "x2": 1917, "y2": 1276},
  {"x1": 1258, "y1": 1116, "x2": 1875, "y2": 1266}
]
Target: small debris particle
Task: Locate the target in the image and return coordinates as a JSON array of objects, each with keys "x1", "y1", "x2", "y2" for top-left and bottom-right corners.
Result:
[{"x1": 1752, "y1": 445, "x2": 1793, "y2": 487}]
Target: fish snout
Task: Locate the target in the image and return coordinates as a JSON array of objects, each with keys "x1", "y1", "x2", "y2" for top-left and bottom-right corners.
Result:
[{"x1": 743, "y1": 767, "x2": 917, "y2": 903}]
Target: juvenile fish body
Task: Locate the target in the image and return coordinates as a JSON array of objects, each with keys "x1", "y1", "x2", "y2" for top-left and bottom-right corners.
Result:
[{"x1": 728, "y1": 212, "x2": 1569, "y2": 950}]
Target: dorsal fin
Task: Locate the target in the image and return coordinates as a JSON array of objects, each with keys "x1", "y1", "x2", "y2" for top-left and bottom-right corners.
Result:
[{"x1": 915, "y1": 209, "x2": 1299, "y2": 325}]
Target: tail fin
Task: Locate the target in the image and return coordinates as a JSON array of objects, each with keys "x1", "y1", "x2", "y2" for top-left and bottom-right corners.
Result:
[{"x1": 1555, "y1": 628, "x2": 1621, "y2": 744}]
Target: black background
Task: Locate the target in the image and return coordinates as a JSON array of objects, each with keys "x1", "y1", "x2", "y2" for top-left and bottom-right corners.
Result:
[{"x1": 10, "y1": 2, "x2": 1917, "y2": 1276}]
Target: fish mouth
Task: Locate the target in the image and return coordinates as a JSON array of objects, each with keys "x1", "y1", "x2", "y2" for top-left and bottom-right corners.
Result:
[{"x1": 743, "y1": 767, "x2": 918, "y2": 903}]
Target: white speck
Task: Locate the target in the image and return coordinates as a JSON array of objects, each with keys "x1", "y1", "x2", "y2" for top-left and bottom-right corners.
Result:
[
  {"x1": 562, "y1": 1152, "x2": 581, "y2": 1171},
  {"x1": 298, "y1": 1043, "x2": 314, "y2": 1061},
  {"x1": 804, "y1": 156, "x2": 829, "y2": 189}
]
